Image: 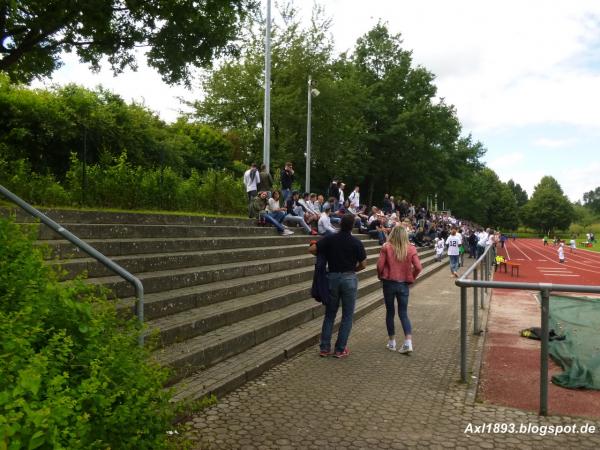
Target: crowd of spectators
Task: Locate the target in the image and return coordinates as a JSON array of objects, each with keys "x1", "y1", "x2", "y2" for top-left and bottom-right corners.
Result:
[{"x1": 243, "y1": 163, "x2": 496, "y2": 259}]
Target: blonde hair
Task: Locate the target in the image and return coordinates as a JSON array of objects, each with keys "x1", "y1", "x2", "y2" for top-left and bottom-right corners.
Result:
[{"x1": 387, "y1": 225, "x2": 409, "y2": 262}]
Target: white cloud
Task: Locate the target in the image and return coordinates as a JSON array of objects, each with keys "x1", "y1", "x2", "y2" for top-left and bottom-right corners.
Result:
[
  {"x1": 533, "y1": 137, "x2": 578, "y2": 149},
  {"x1": 487, "y1": 152, "x2": 525, "y2": 170}
]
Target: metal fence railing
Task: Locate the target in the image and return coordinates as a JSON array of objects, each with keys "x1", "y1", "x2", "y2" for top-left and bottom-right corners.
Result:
[
  {"x1": 455, "y1": 243, "x2": 600, "y2": 415},
  {"x1": 0, "y1": 184, "x2": 145, "y2": 346}
]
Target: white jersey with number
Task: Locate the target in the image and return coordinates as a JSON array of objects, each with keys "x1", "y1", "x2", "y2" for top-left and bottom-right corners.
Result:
[
  {"x1": 446, "y1": 235, "x2": 462, "y2": 256},
  {"x1": 435, "y1": 240, "x2": 445, "y2": 255}
]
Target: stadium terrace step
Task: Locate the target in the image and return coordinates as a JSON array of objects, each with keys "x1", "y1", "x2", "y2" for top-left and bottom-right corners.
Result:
[
  {"x1": 151, "y1": 252, "x2": 439, "y2": 359},
  {"x1": 39, "y1": 234, "x2": 336, "y2": 260},
  {"x1": 117, "y1": 248, "x2": 436, "y2": 321},
  {"x1": 2, "y1": 206, "x2": 446, "y2": 404},
  {"x1": 37, "y1": 223, "x2": 278, "y2": 240},
  {"x1": 168, "y1": 259, "x2": 447, "y2": 402},
  {"x1": 2, "y1": 207, "x2": 256, "y2": 227},
  {"x1": 84, "y1": 242, "x2": 384, "y2": 298},
  {"x1": 51, "y1": 239, "x2": 382, "y2": 280}
]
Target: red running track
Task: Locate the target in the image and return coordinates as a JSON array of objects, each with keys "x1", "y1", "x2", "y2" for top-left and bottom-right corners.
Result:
[
  {"x1": 494, "y1": 238, "x2": 600, "y2": 285},
  {"x1": 478, "y1": 238, "x2": 600, "y2": 418}
]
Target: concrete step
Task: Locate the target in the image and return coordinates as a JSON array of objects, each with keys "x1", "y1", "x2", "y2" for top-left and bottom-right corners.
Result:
[
  {"x1": 168, "y1": 259, "x2": 449, "y2": 402},
  {"x1": 154, "y1": 254, "x2": 441, "y2": 383},
  {"x1": 148, "y1": 252, "x2": 441, "y2": 347},
  {"x1": 51, "y1": 239, "x2": 382, "y2": 280},
  {"x1": 118, "y1": 248, "x2": 436, "y2": 320},
  {"x1": 39, "y1": 232, "x2": 373, "y2": 260},
  {"x1": 86, "y1": 242, "x2": 388, "y2": 298},
  {"x1": 2, "y1": 207, "x2": 255, "y2": 227},
  {"x1": 37, "y1": 223, "x2": 278, "y2": 240}
]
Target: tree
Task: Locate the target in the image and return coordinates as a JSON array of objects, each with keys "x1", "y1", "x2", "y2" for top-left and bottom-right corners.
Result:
[
  {"x1": 450, "y1": 168, "x2": 518, "y2": 229},
  {"x1": 0, "y1": 0, "x2": 257, "y2": 84},
  {"x1": 168, "y1": 118, "x2": 233, "y2": 175},
  {"x1": 520, "y1": 176, "x2": 573, "y2": 234},
  {"x1": 506, "y1": 179, "x2": 528, "y2": 207},
  {"x1": 583, "y1": 186, "x2": 600, "y2": 214}
]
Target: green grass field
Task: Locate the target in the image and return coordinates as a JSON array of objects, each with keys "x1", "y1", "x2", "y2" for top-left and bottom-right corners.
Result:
[{"x1": 575, "y1": 239, "x2": 600, "y2": 253}]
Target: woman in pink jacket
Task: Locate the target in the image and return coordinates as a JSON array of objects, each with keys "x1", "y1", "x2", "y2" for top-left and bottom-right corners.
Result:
[{"x1": 376, "y1": 225, "x2": 423, "y2": 354}]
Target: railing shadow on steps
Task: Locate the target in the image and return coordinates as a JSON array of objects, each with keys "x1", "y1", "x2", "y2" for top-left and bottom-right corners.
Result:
[
  {"x1": 0, "y1": 184, "x2": 145, "y2": 346},
  {"x1": 455, "y1": 242, "x2": 600, "y2": 416}
]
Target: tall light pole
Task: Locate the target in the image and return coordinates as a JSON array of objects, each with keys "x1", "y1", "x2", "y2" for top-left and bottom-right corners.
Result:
[
  {"x1": 305, "y1": 76, "x2": 319, "y2": 193},
  {"x1": 263, "y1": 0, "x2": 272, "y2": 172}
]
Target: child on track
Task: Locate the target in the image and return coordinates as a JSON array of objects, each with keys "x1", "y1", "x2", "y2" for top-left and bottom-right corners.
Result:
[
  {"x1": 558, "y1": 243, "x2": 565, "y2": 263},
  {"x1": 569, "y1": 238, "x2": 576, "y2": 253}
]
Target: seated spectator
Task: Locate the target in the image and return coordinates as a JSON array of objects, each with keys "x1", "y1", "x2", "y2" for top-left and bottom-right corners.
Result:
[
  {"x1": 279, "y1": 191, "x2": 314, "y2": 235},
  {"x1": 252, "y1": 191, "x2": 294, "y2": 235},
  {"x1": 318, "y1": 205, "x2": 337, "y2": 236},
  {"x1": 299, "y1": 192, "x2": 320, "y2": 225},
  {"x1": 367, "y1": 207, "x2": 387, "y2": 245}
]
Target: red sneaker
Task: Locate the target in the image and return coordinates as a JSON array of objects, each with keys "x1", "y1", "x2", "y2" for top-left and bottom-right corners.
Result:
[
  {"x1": 319, "y1": 349, "x2": 332, "y2": 357},
  {"x1": 334, "y1": 348, "x2": 350, "y2": 358}
]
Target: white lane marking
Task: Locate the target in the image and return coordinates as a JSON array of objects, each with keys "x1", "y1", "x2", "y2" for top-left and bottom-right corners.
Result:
[
  {"x1": 511, "y1": 240, "x2": 533, "y2": 260},
  {"x1": 513, "y1": 258, "x2": 525, "y2": 261},
  {"x1": 542, "y1": 274, "x2": 580, "y2": 277}
]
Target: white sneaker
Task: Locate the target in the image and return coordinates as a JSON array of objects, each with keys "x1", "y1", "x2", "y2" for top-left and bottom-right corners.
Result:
[
  {"x1": 386, "y1": 341, "x2": 396, "y2": 351},
  {"x1": 398, "y1": 343, "x2": 413, "y2": 354},
  {"x1": 282, "y1": 229, "x2": 294, "y2": 235}
]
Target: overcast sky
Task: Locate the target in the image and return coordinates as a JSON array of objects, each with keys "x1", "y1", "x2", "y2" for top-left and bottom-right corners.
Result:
[{"x1": 34, "y1": 0, "x2": 600, "y2": 202}]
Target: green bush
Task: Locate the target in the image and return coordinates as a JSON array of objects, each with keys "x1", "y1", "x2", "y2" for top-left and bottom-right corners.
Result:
[
  {"x1": 65, "y1": 151, "x2": 245, "y2": 214},
  {"x1": 0, "y1": 218, "x2": 174, "y2": 449},
  {"x1": 0, "y1": 158, "x2": 71, "y2": 207}
]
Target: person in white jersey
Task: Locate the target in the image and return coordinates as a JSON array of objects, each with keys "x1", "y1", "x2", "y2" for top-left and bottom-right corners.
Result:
[
  {"x1": 434, "y1": 237, "x2": 445, "y2": 262},
  {"x1": 558, "y1": 242, "x2": 565, "y2": 263},
  {"x1": 445, "y1": 226, "x2": 462, "y2": 277}
]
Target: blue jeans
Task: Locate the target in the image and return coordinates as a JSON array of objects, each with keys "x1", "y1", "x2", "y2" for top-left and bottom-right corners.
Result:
[
  {"x1": 382, "y1": 280, "x2": 411, "y2": 337},
  {"x1": 261, "y1": 212, "x2": 285, "y2": 233},
  {"x1": 449, "y1": 254, "x2": 459, "y2": 273},
  {"x1": 320, "y1": 272, "x2": 358, "y2": 352},
  {"x1": 282, "y1": 188, "x2": 292, "y2": 203}
]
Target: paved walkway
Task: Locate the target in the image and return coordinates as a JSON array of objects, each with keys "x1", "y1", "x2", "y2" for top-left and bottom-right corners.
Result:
[{"x1": 182, "y1": 267, "x2": 600, "y2": 449}]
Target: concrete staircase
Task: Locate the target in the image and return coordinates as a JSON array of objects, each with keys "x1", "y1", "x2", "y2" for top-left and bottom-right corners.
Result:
[{"x1": 7, "y1": 208, "x2": 449, "y2": 402}]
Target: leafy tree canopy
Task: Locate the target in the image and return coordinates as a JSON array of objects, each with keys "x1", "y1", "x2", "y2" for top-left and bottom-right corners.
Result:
[
  {"x1": 0, "y1": 0, "x2": 257, "y2": 84},
  {"x1": 506, "y1": 178, "x2": 528, "y2": 207},
  {"x1": 583, "y1": 186, "x2": 600, "y2": 214},
  {"x1": 520, "y1": 175, "x2": 573, "y2": 233}
]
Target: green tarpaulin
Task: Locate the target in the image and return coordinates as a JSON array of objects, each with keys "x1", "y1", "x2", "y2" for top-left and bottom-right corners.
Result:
[{"x1": 549, "y1": 295, "x2": 600, "y2": 390}]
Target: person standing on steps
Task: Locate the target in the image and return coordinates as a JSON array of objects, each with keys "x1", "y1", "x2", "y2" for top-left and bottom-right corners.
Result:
[
  {"x1": 309, "y1": 214, "x2": 367, "y2": 358},
  {"x1": 446, "y1": 226, "x2": 462, "y2": 277},
  {"x1": 280, "y1": 162, "x2": 295, "y2": 203},
  {"x1": 243, "y1": 162, "x2": 260, "y2": 218},
  {"x1": 257, "y1": 164, "x2": 273, "y2": 197},
  {"x1": 376, "y1": 225, "x2": 422, "y2": 355}
]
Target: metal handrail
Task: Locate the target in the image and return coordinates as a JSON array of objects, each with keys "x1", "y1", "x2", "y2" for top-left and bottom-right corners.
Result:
[
  {"x1": 0, "y1": 185, "x2": 145, "y2": 346},
  {"x1": 455, "y1": 242, "x2": 600, "y2": 415}
]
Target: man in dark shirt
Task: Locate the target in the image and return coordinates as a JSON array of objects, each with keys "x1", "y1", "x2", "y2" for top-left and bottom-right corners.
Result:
[
  {"x1": 280, "y1": 162, "x2": 294, "y2": 203},
  {"x1": 309, "y1": 214, "x2": 367, "y2": 358}
]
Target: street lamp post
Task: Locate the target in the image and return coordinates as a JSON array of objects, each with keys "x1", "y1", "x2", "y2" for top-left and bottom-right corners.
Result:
[
  {"x1": 305, "y1": 76, "x2": 319, "y2": 193},
  {"x1": 263, "y1": 0, "x2": 272, "y2": 172}
]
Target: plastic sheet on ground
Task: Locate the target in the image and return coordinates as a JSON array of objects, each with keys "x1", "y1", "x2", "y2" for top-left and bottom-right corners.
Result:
[{"x1": 549, "y1": 295, "x2": 600, "y2": 390}]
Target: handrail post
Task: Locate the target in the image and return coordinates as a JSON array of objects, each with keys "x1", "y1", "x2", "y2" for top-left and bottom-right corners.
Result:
[
  {"x1": 460, "y1": 286, "x2": 467, "y2": 382},
  {"x1": 540, "y1": 289, "x2": 550, "y2": 416},
  {"x1": 473, "y1": 267, "x2": 479, "y2": 334}
]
